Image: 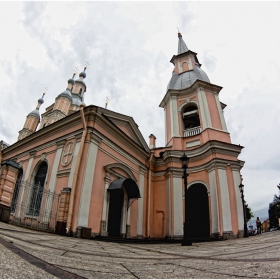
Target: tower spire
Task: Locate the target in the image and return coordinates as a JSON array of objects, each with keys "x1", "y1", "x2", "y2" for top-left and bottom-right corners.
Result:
[{"x1": 177, "y1": 31, "x2": 189, "y2": 55}]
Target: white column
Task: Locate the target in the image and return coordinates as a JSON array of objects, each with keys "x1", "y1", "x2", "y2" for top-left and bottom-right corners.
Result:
[
  {"x1": 170, "y1": 96, "x2": 180, "y2": 137},
  {"x1": 48, "y1": 140, "x2": 65, "y2": 193},
  {"x1": 217, "y1": 167, "x2": 232, "y2": 232},
  {"x1": 137, "y1": 168, "x2": 145, "y2": 236},
  {"x1": 173, "y1": 176, "x2": 183, "y2": 236},
  {"x1": 214, "y1": 94, "x2": 228, "y2": 132},
  {"x1": 232, "y1": 168, "x2": 244, "y2": 231},
  {"x1": 208, "y1": 167, "x2": 220, "y2": 234},
  {"x1": 77, "y1": 135, "x2": 99, "y2": 227}
]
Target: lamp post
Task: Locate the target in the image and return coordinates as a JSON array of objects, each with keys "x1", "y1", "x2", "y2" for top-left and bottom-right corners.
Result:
[
  {"x1": 238, "y1": 183, "x2": 249, "y2": 238},
  {"x1": 180, "y1": 153, "x2": 192, "y2": 246}
]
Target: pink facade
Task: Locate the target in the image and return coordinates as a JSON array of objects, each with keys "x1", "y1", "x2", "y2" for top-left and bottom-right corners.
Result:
[{"x1": 0, "y1": 33, "x2": 245, "y2": 240}]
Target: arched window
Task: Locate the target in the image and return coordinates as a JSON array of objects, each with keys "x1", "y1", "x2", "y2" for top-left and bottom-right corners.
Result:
[
  {"x1": 28, "y1": 162, "x2": 48, "y2": 215},
  {"x1": 11, "y1": 168, "x2": 23, "y2": 213},
  {"x1": 182, "y1": 104, "x2": 201, "y2": 137}
]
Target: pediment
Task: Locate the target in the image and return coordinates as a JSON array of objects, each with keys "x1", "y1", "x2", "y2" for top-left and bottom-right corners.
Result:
[{"x1": 100, "y1": 109, "x2": 150, "y2": 153}]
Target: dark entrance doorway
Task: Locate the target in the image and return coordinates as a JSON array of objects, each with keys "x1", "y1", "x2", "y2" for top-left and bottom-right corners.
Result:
[
  {"x1": 186, "y1": 183, "x2": 210, "y2": 238},
  {"x1": 106, "y1": 178, "x2": 141, "y2": 238},
  {"x1": 107, "y1": 188, "x2": 124, "y2": 237}
]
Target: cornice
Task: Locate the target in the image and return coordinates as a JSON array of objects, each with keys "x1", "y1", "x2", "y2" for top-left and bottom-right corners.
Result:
[{"x1": 159, "y1": 80, "x2": 223, "y2": 108}]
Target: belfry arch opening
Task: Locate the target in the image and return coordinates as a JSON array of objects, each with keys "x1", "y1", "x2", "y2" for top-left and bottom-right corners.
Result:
[
  {"x1": 186, "y1": 183, "x2": 210, "y2": 238},
  {"x1": 182, "y1": 104, "x2": 201, "y2": 130}
]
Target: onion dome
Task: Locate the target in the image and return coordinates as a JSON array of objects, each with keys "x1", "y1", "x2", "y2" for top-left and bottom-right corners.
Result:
[
  {"x1": 38, "y1": 97, "x2": 44, "y2": 105},
  {"x1": 58, "y1": 88, "x2": 73, "y2": 101},
  {"x1": 27, "y1": 108, "x2": 40, "y2": 119},
  {"x1": 79, "y1": 71, "x2": 86, "y2": 79},
  {"x1": 72, "y1": 95, "x2": 84, "y2": 106},
  {"x1": 68, "y1": 78, "x2": 75, "y2": 85},
  {"x1": 167, "y1": 66, "x2": 210, "y2": 91}
]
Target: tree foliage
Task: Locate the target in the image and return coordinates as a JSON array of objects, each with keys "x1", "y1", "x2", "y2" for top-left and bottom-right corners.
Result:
[{"x1": 245, "y1": 204, "x2": 254, "y2": 222}]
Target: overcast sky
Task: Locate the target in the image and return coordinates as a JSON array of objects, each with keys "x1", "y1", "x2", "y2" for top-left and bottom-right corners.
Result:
[{"x1": 0, "y1": 1, "x2": 279, "y2": 219}]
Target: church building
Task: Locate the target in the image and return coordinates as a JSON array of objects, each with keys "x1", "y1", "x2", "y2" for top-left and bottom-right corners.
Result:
[{"x1": 0, "y1": 32, "x2": 245, "y2": 239}]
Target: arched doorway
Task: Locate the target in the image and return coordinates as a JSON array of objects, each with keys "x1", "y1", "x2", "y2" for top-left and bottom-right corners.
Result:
[
  {"x1": 28, "y1": 162, "x2": 48, "y2": 215},
  {"x1": 107, "y1": 178, "x2": 140, "y2": 238},
  {"x1": 186, "y1": 183, "x2": 210, "y2": 238}
]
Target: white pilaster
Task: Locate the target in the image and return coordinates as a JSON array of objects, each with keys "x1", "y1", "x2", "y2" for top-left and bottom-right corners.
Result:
[
  {"x1": 77, "y1": 136, "x2": 99, "y2": 227},
  {"x1": 197, "y1": 88, "x2": 212, "y2": 129},
  {"x1": 214, "y1": 94, "x2": 228, "y2": 132},
  {"x1": 208, "y1": 168, "x2": 220, "y2": 234},
  {"x1": 137, "y1": 168, "x2": 145, "y2": 236},
  {"x1": 164, "y1": 107, "x2": 167, "y2": 145},
  {"x1": 217, "y1": 167, "x2": 232, "y2": 232},
  {"x1": 48, "y1": 142, "x2": 64, "y2": 193},
  {"x1": 170, "y1": 96, "x2": 180, "y2": 137},
  {"x1": 173, "y1": 176, "x2": 183, "y2": 236},
  {"x1": 232, "y1": 169, "x2": 244, "y2": 230},
  {"x1": 67, "y1": 141, "x2": 80, "y2": 189},
  {"x1": 166, "y1": 175, "x2": 171, "y2": 236},
  {"x1": 101, "y1": 173, "x2": 111, "y2": 221},
  {"x1": 17, "y1": 151, "x2": 35, "y2": 217}
]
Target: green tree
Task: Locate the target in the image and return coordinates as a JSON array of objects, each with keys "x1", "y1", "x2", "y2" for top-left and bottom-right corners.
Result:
[{"x1": 245, "y1": 204, "x2": 254, "y2": 222}]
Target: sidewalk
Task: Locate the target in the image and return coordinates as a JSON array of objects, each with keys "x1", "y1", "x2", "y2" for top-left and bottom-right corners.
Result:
[{"x1": 0, "y1": 222, "x2": 280, "y2": 279}]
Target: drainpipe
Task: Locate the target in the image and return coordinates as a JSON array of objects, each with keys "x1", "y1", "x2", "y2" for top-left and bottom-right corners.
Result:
[
  {"x1": 66, "y1": 104, "x2": 87, "y2": 235},
  {"x1": 147, "y1": 150, "x2": 154, "y2": 238},
  {"x1": 156, "y1": 210, "x2": 165, "y2": 239}
]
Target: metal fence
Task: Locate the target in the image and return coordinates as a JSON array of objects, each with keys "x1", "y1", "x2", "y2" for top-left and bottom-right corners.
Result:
[{"x1": 9, "y1": 180, "x2": 60, "y2": 233}]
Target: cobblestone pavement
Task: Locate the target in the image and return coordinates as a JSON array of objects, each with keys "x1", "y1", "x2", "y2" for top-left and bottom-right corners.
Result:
[{"x1": 0, "y1": 222, "x2": 280, "y2": 279}]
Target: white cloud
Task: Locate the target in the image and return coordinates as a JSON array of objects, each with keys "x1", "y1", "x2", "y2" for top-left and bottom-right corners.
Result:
[{"x1": 0, "y1": 1, "x2": 279, "y2": 216}]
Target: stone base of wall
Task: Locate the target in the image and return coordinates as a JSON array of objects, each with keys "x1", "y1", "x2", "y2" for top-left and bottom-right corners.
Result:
[
  {"x1": 222, "y1": 231, "x2": 235, "y2": 239},
  {"x1": 126, "y1": 225, "x2": 131, "y2": 238},
  {"x1": 172, "y1": 235, "x2": 183, "y2": 240},
  {"x1": 100, "y1": 220, "x2": 108, "y2": 236},
  {"x1": 211, "y1": 232, "x2": 222, "y2": 239},
  {"x1": 237, "y1": 230, "x2": 244, "y2": 238},
  {"x1": 75, "y1": 227, "x2": 92, "y2": 239},
  {"x1": 0, "y1": 204, "x2": 10, "y2": 223}
]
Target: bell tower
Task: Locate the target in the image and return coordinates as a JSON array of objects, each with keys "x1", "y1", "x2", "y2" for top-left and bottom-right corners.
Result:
[
  {"x1": 157, "y1": 32, "x2": 245, "y2": 239},
  {"x1": 160, "y1": 32, "x2": 229, "y2": 149},
  {"x1": 18, "y1": 93, "x2": 45, "y2": 141}
]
